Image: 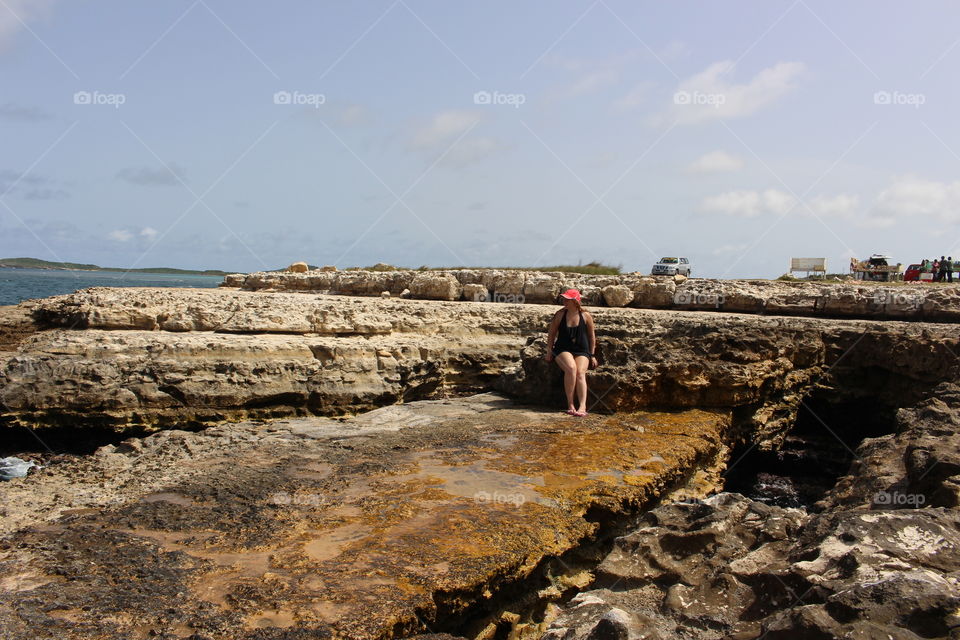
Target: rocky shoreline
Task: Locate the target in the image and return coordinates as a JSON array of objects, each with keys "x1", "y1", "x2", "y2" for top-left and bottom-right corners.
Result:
[{"x1": 1, "y1": 277, "x2": 959, "y2": 639}]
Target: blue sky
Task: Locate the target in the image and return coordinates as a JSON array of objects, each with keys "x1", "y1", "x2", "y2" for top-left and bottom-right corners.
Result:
[{"x1": 2, "y1": 1, "x2": 960, "y2": 277}]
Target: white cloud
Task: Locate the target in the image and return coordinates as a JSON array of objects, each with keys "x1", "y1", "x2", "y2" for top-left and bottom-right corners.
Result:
[
  {"x1": 440, "y1": 137, "x2": 503, "y2": 168},
  {"x1": 613, "y1": 82, "x2": 653, "y2": 112},
  {"x1": 0, "y1": 102, "x2": 53, "y2": 121},
  {"x1": 661, "y1": 60, "x2": 806, "y2": 125},
  {"x1": 563, "y1": 68, "x2": 619, "y2": 99},
  {"x1": 0, "y1": 0, "x2": 55, "y2": 51},
  {"x1": 855, "y1": 215, "x2": 896, "y2": 229},
  {"x1": 338, "y1": 104, "x2": 370, "y2": 127},
  {"x1": 410, "y1": 110, "x2": 500, "y2": 166},
  {"x1": 700, "y1": 188, "x2": 796, "y2": 217},
  {"x1": 140, "y1": 227, "x2": 158, "y2": 240},
  {"x1": 116, "y1": 164, "x2": 185, "y2": 187},
  {"x1": 687, "y1": 151, "x2": 744, "y2": 173},
  {"x1": 108, "y1": 229, "x2": 133, "y2": 242},
  {"x1": 411, "y1": 110, "x2": 481, "y2": 149},
  {"x1": 808, "y1": 193, "x2": 860, "y2": 217},
  {"x1": 659, "y1": 41, "x2": 690, "y2": 61},
  {"x1": 549, "y1": 50, "x2": 639, "y2": 74},
  {"x1": 875, "y1": 175, "x2": 960, "y2": 223},
  {"x1": 547, "y1": 50, "x2": 640, "y2": 104},
  {"x1": 712, "y1": 243, "x2": 749, "y2": 256}
]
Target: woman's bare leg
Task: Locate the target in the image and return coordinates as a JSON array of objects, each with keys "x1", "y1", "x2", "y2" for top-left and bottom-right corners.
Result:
[
  {"x1": 554, "y1": 352, "x2": 577, "y2": 411},
  {"x1": 574, "y1": 355, "x2": 590, "y2": 414}
]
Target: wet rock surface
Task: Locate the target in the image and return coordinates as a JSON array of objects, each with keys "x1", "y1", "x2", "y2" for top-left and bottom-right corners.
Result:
[{"x1": 0, "y1": 394, "x2": 729, "y2": 640}]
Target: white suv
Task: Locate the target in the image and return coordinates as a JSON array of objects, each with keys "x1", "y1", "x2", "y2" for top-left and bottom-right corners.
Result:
[{"x1": 651, "y1": 257, "x2": 691, "y2": 276}]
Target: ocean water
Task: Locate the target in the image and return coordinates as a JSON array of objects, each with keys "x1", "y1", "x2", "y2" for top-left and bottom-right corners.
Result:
[{"x1": 0, "y1": 268, "x2": 223, "y2": 306}]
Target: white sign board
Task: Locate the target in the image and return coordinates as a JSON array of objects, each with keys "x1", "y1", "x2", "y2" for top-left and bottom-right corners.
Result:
[{"x1": 790, "y1": 258, "x2": 826, "y2": 272}]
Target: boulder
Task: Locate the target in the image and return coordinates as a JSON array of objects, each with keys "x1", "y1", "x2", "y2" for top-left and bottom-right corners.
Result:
[
  {"x1": 629, "y1": 278, "x2": 675, "y2": 308},
  {"x1": 409, "y1": 272, "x2": 463, "y2": 301},
  {"x1": 287, "y1": 261, "x2": 309, "y2": 273},
  {"x1": 601, "y1": 285, "x2": 633, "y2": 308},
  {"x1": 484, "y1": 271, "x2": 526, "y2": 301},
  {"x1": 219, "y1": 273, "x2": 246, "y2": 287},
  {"x1": 523, "y1": 273, "x2": 565, "y2": 304},
  {"x1": 463, "y1": 283, "x2": 489, "y2": 302}
]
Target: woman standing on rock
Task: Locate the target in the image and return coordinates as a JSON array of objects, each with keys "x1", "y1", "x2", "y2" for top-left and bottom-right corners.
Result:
[{"x1": 545, "y1": 289, "x2": 597, "y2": 416}]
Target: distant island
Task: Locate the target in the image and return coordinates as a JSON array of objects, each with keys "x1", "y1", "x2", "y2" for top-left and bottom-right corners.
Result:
[{"x1": 0, "y1": 257, "x2": 230, "y2": 277}]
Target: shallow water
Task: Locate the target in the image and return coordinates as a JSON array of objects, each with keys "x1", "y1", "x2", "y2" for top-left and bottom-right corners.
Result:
[{"x1": 0, "y1": 267, "x2": 222, "y2": 305}]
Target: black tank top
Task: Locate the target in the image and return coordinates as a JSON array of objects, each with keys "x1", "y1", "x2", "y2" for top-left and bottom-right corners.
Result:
[{"x1": 554, "y1": 309, "x2": 590, "y2": 354}]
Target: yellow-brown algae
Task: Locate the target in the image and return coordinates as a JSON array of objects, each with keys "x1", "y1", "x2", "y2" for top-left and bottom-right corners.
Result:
[{"x1": 0, "y1": 401, "x2": 728, "y2": 640}]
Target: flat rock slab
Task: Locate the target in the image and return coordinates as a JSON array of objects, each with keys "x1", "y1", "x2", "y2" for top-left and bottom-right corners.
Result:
[{"x1": 0, "y1": 394, "x2": 727, "y2": 640}]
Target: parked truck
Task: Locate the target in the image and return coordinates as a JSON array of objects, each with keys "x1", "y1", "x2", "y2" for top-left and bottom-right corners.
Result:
[{"x1": 850, "y1": 254, "x2": 902, "y2": 282}]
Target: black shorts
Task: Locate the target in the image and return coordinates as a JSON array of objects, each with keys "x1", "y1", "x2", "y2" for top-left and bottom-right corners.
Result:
[{"x1": 553, "y1": 349, "x2": 591, "y2": 359}]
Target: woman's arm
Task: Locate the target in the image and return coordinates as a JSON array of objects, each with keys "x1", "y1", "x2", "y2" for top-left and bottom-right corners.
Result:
[
  {"x1": 545, "y1": 311, "x2": 560, "y2": 360},
  {"x1": 585, "y1": 312, "x2": 597, "y2": 361}
]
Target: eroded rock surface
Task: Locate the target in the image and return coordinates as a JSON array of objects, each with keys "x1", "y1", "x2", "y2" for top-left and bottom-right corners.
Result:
[
  {"x1": 0, "y1": 303, "x2": 38, "y2": 352},
  {"x1": 225, "y1": 269, "x2": 960, "y2": 322},
  {"x1": 542, "y1": 387, "x2": 960, "y2": 640},
  {"x1": 821, "y1": 381, "x2": 960, "y2": 511},
  {"x1": 506, "y1": 311, "x2": 959, "y2": 448},
  {"x1": 0, "y1": 394, "x2": 729, "y2": 640}
]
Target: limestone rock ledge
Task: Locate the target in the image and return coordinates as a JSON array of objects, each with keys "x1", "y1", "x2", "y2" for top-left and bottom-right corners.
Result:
[
  {"x1": 504, "y1": 310, "x2": 959, "y2": 448},
  {"x1": 225, "y1": 269, "x2": 960, "y2": 322},
  {"x1": 2, "y1": 287, "x2": 959, "y2": 443},
  {"x1": 1, "y1": 287, "x2": 551, "y2": 429}
]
